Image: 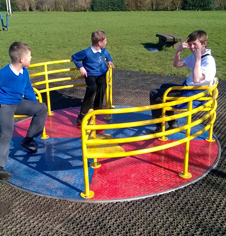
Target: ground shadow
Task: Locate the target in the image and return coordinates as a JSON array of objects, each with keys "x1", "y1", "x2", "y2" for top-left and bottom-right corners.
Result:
[
  {"x1": 141, "y1": 42, "x2": 163, "y2": 51},
  {"x1": 42, "y1": 90, "x2": 83, "y2": 111}
]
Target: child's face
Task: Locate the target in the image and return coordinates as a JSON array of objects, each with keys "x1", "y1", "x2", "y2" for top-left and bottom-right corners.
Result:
[
  {"x1": 188, "y1": 39, "x2": 206, "y2": 52},
  {"x1": 98, "y1": 38, "x2": 107, "y2": 48},
  {"x1": 21, "y1": 51, "x2": 32, "y2": 67}
]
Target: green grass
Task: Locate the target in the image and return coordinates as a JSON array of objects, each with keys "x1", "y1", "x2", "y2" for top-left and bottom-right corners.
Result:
[{"x1": 0, "y1": 11, "x2": 226, "y2": 79}]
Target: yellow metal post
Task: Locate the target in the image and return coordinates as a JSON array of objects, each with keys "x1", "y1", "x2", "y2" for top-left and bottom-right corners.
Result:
[
  {"x1": 159, "y1": 106, "x2": 168, "y2": 141},
  {"x1": 90, "y1": 158, "x2": 101, "y2": 169},
  {"x1": 80, "y1": 121, "x2": 94, "y2": 199},
  {"x1": 89, "y1": 114, "x2": 101, "y2": 169},
  {"x1": 178, "y1": 100, "x2": 192, "y2": 179},
  {"x1": 41, "y1": 127, "x2": 49, "y2": 139},
  {"x1": 206, "y1": 112, "x2": 216, "y2": 143},
  {"x1": 109, "y1": 66, "x2": 114, "y2": 109},
  {"x1": 105, "y1": 66, "x2": 114, "y2": 121},
  {"x1": 80, "y1": 155, "x2": 94, "y2": 199},
  {"x1": 44, "y1": 64, "x2": 54, "y2": 116},
  {"x1": 206, "y1": 89, "x2": 217, "y2": 142},
  {"x1": 106, "y1": 68, "x2": 110, "y2": 109}
]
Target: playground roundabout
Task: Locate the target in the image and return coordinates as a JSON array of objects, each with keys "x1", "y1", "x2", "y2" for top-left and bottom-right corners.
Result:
[
  {"x1": 5, "y1": 60, "x2": 221, "y2": 202},
  {"x1": 7, "y1": 105, "x2": 220, "y2": 202}
]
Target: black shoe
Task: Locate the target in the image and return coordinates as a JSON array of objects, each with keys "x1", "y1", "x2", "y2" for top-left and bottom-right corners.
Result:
[
  {"x1": 0, "y1": 167, "x2": 12, "y2": 181},
  {"x1": 150, "y1": 125, "x2": 162, "y2": 133},
  {"x1": 168, "y1": 120, "x2": 179, "y2": 130},
  {"x1": 76, "y1": 113, "x2": 85, "y2": 126},
  {"x1": 21, "y1": 138, "x2": 38, "y2": 153}
]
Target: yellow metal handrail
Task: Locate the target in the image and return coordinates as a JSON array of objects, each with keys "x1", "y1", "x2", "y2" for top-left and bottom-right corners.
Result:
[
  {"x1": 27, "y1": 59, "x2": 113, "y2": 116},
  {"x1": 15, "y1": 59, "x2": 113, "y2": 140},
  {"x1": 80, "y1": 81, "x2": 218, "y2": 199}
]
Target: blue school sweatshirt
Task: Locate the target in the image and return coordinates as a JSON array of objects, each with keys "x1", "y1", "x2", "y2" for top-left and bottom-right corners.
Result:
[
  {"x1": 0, "y1": 64, "x2": 37, "y2": 105},
  {"x1": 71, "y1": 47, "x2": 113, "y2": 76}
]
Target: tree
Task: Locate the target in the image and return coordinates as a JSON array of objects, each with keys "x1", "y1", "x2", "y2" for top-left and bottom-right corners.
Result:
[
  {"x1": 54, "y1": 0, "x2": 65, "y2": 11},
  {"x1": 182, "y1": 0, "x2": 215, "y2": 10},
  {"x1": 158, "y1": 0, "x2": 173, "y2": 10},
  {"x1": 215, "y1": 0, "x2": 226, "y2": 10},
  {"x1": 75, "y1": 0, "x2": 92, "y2": 11},
  {"x1": 0, "y1": 0, "x2": 6, "y2": 10},
  {"x1": 91, "y1": 0, "x2": 128, "y2": 11},
  {"x1": 172, "y1": 0, "x2": 183, "y2": 10}
]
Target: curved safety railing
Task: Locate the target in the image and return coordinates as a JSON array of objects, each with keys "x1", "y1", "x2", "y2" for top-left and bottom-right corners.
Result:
[
  {"x1": 80, "y1": 81, "x2": 218, "y2": 199},
  {"x1": 27, "y1": 59, "x2": 113, "y2": 116},
  {"x1": 15, "y1": 59, "x2": 113, "y2": 138}
]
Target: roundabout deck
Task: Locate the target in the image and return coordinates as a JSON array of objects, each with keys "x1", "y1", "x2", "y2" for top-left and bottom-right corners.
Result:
[{"x1": 7, "y1": 106, "x2": 220, "y2": 202}]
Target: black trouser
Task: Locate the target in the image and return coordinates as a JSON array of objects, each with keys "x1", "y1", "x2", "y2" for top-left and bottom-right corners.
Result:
[
  {"x1": 80, "y1": 74, "x2": 106, "y2": 114},
  {"x1": 149, "y1": 83, "x2": 183, "y2": 127}
]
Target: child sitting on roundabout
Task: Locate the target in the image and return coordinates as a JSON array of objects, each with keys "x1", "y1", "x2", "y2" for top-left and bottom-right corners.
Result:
[
  {"x1": 71, "y1": 30, "x2": 114, "y2": 126},
  {"x1": 0, "y1": 42, "x2": 47, "y2": 181},
  {"x1": 149, "y1": 30, "x2": 216, "y2": 133}
]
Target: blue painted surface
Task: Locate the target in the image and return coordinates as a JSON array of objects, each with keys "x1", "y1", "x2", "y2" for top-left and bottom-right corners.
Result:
[{"x1": 7, "y1": 137, "x2": 94, "y2": 200}]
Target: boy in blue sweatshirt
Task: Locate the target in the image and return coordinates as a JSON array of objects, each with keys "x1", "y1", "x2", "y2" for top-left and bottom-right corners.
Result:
[
  {"x1": 0, "y1": 42, "x2": 47, "y2": 181},
  {"x1": 71, "y1": 30, "x2": 114, "y2": 125}
]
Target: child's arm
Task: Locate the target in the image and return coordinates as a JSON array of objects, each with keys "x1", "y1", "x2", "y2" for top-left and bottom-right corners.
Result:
[
  {"x1": 79, "y1": 67, "x2": 87, "y2": 77},
  {"x1": 105, "y1": 50, "x2": 114, "y2": 68},
  {"x1": 24, "y1": 81, "x2": 37, "y2": 101},
  {"x1": 71, "y1": 50, "x2": 87, "y2": 76},
  {"x1": 192, "y1": 48, "x2": 204, "y2": 83},
  {"x1": 23, "y1": 69, "x2": 37, "y2": 101},
  {"x1": 173, "y1": 38, "x2": 189, "y2": 68}
]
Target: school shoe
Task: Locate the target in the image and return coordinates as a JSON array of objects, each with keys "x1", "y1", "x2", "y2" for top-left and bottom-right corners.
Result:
[
  {"x1": 168, "y1": 120, "x2": 179, "y2": 130},
  {"x1": 76, "y1": 113, "x2": 85, "y2": 126},
  {"x1": 150, "y1": 125, "x2": 162, "y2": 133},
  {"x1": 0, "y1": 167, "x2": 12, "y2": 181},
  {"x1": 21, "y1": 137, "x2": 38, "y2": 153}
]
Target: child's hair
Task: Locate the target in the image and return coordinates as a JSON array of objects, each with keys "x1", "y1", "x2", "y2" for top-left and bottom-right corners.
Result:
[
  {"x1": 187, "y1": 30, "x2": 208, "y2": 44},
  {"x1": 91, "y1": 30, "x2": 107, "y2": 45},
  {"x1": 9, "y1": 42, "x2": 31, "y2": 62}
]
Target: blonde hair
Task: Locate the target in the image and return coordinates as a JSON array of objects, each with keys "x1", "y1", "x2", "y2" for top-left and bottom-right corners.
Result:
[
  {"x1": 9, "y1": 42, "x2": 31, "y2": 62},
  {"x1": 91, "y1": 30, "x2": 107, "y2": 45},
  {"x1": 187, "y1": 30, "x2": 208, "y2": 45}
]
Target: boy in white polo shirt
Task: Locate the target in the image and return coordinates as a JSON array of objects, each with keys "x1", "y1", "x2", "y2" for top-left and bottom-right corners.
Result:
[{"x1": 150, "y1": 30, "x2": 216, "y2": 132}]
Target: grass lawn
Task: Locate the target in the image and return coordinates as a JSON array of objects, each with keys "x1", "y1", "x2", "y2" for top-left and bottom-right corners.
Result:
[{"x1": 0, "y1": 11, "x2": 225, "y2": 79}]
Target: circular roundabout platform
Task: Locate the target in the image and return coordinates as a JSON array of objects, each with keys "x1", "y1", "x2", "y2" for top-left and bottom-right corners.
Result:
[{"x1": 6, "y1": 106, "x2": 221, "y2": 202}]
